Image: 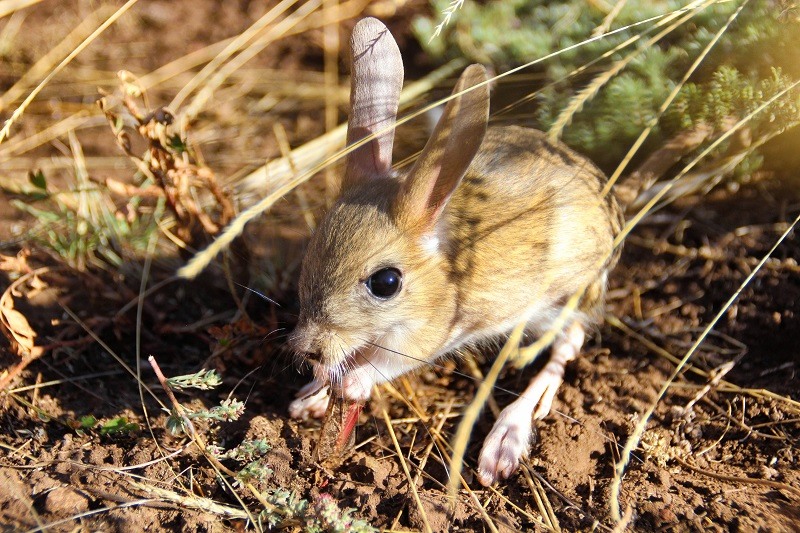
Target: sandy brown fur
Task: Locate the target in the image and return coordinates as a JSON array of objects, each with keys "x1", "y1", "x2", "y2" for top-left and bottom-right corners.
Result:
[
  {"x1": 290, "y1": 18, "x2": 624, "y2": 427},
  {"x1": 295, "y1": 125, "x2": 622, "y2": 363}
]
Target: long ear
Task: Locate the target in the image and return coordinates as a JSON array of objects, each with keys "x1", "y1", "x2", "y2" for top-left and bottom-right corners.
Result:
[
  {"x1": 393, "y1": 64, "x2": 489, "y2": 228},
  {"x1": 343, "y1": 18, "x2": 403, "y2": 189}
]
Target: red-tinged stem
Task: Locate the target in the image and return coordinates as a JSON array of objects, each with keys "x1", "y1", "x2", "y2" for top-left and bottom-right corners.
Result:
[{"x1": 334, "y1": 402, "x2": 363, "y2": 452}]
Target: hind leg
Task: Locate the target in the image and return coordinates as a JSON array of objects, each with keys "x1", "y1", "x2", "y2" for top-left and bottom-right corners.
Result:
[{"x1": 477, "y1": 322, "x2": 585, "y2": 486}]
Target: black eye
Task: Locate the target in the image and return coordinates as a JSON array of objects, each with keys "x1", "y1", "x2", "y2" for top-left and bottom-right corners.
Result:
[{"x1": 365, "y1": 267, "x2": 402, "y2": 299}]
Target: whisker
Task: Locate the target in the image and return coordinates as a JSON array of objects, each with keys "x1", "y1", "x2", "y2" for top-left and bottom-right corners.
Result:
[
  {"x1": 229, "y1": 365, "x2": 262, "y2": 400},
  {"x1": 362, "y1": 340, "x2": 522, "y2": 399},
  {"x1": 234, "y1": 282, "x2": 282, "y2": 307},
  {"x1": 259, "y1": 328, "x2": 287, "y2": 344}
]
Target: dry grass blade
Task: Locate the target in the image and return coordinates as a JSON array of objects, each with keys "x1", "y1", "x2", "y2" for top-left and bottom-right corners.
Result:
[
  {"x1": 0, "y1": 0, "x2": 43, "y2": 19},
  {"x1": 25, "y1": 499, "x2": 156, "y2": 533},
  {"x1": 628, "y1": 111, "x2": 798, "y2": 212},
  {"x1": 0, "y1": 9, "x2": 25, "y2": 57},
  {"x1": 136, "y1": 0, "x2": 367, "y2": 93},
  {"x1": 603, "y1": 0, "x2": 752, "y2": 198},
  {"x1": 672, "y1": 455, "x2": 800, "y2": 500},
  {"x1": 7, "y1": 370, "x2": 122, "y2": 394},
  {"x1": 126, "y1": 480, "x2": 250, "y2": 518},
  {"x1": 616, "y1": 77, "x2": 800, "y2": 249},
  {"x1": 609, "y1": 211, "x2": 800, "y2": 522},
  {"x1": 0, "y1": 4, "x2": 114, "y2": 111},
  {"x1": 606, "y1": 315, "x2": 716, "y2": 382},
  {"x1": 383, "y1": 383, "x2": 504, "y2": 533},
  {"x1": 0, "y1": 0, "x2": 138, "y2": 144},
  {"x1": 410, "y1": 399, "x2": 451, "y2": 492},
  {"x1": 0, "y1": 113, "x2": 100, "y2": 160},
  {"x1": 520, "y1": 466, "x2": 560, "y2": 532},
  {"x1": 323, "y1": 0, "x2": 340, "y2": 205},
  {"x1": 612, "y1": 125, "x2": 713, "y2": 207},
  {"x1": 592, "y1": 0, "x2": 629, "y2": 37},
  {"x1": 137, "y1": 39, "x2": 233, "y2": 92},
  {"x1": 170, "y1": 0, "x2": 299, "y2": 111},
  {"x1": 134, "y1": 213, "x2": 170, "y2": 462},
  {"x1": 682, "y1": 361, "x2": 734, "y2": 414},
  {"x1": 547, "y1": 0, "x2": 710, "y2": 142},
  {"x1": 446, "y1": 322, "x2": 525, "y2": 499},
  {"x1": 376, "y1": 388, "x2": 433, "y2": 533},
  {"x1": 378, "y1": 383, "x2": 501, "y2": 532},
  {"x1": 182, "y1": 0, "x2": 323, "y2": 122},
  {"x1": 1, "y1": 156, "x2": 129, "y2": 175},
  {"x1": 493, "y1": 1, "x2": 715, "y2": 122},
  {"x1": 609, "y1": 505, "x2": 634, "y2": 533}
]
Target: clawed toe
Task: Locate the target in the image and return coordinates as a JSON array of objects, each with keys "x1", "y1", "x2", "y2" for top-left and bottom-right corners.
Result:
[{"x1": 477, "y1": 411, "x2": 533, "y2": 486}]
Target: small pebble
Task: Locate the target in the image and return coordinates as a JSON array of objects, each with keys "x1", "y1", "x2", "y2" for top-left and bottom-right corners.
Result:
[{"x1": 43, "y1": 487, "x2": 89, "y2": 514}]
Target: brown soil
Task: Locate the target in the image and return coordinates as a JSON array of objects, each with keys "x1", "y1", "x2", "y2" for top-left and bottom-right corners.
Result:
[{"x1": 1, "y1": 2, "x2": 799, "y2": 532}]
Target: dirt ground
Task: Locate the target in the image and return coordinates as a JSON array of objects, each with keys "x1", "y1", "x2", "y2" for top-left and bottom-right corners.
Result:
[{"x1": 1, "y1": 2, "x2": 799, "y2": 532}]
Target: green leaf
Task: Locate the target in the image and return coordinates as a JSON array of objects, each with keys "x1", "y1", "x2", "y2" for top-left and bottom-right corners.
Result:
[
  {"x1": 166, "y1": 368, "x2": 222, "y2": 391},
  {"x1": 167, "y1": 134, "x2": 187, "y2": 153},
  {"x1": 28, "y1": 170, "x2": 47, "y2": 190},
  {"x1": 79, "y1": 415, "x2": 98, "y2": 429},
  {"x1": 100, "y1": 416, "x2": 139, "y2": 436}
]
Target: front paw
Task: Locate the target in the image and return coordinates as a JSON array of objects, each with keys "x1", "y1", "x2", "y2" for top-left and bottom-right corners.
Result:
[
  {"x1": 288, "y1": 382, "x2": 330, "y2": 420},
  {"x1": 340, "y1": 368, "x2": 375, "y2": 403},
  {"x1": 477, "y1": 409, "x2": 534, "y2": 486}
]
